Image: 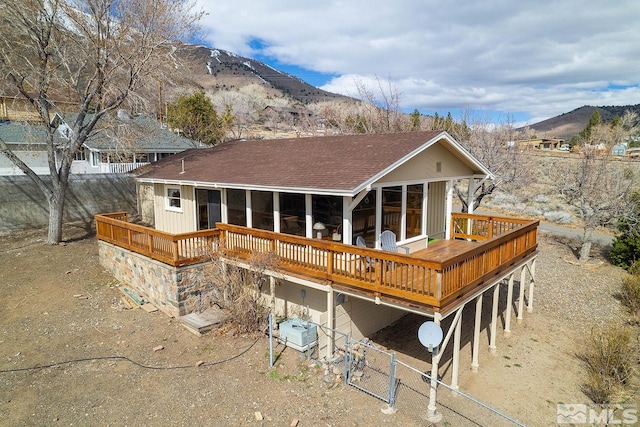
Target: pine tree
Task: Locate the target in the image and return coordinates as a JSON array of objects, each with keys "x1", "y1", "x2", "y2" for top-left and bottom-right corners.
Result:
[
  {"x1": 611, "y1": 192, "x2": 640, "y2": 270},
  {"x1": 410, "y1": 109, "x2": 421, "y2": 131},
  {"x1": 579, "y1": 109, "x2": 602, "y2": 141},
  {"x1": 167, "y1": 92, "x2": 232, "y2": 145}
]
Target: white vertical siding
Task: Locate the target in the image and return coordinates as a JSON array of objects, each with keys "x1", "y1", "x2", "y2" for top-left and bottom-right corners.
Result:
[{"x1": 427, "y1": 181, "x2": 446, "y2": 239}]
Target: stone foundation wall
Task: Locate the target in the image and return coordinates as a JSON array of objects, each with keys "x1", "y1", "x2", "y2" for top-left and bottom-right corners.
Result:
[{"x1": 98, "y1": 241, "x2": 206, "y2": 317}]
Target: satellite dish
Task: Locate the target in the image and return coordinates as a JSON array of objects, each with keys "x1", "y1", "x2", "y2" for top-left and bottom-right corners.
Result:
[{"x1": 418, "y1": 321, "x2": 443, "y2": 353}]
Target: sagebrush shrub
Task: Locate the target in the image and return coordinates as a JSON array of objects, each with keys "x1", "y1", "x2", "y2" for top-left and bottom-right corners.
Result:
[
  {"x1": 620, "y1": 268, "x2": 640, "y2": 320},
  {"x1": 578, "y1": 324, "x2": 637, "y2": 403}
]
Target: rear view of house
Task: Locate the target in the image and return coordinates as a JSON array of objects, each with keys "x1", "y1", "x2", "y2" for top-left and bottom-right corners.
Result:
[{"x1": 96, "y1": 131, "x2": 538, "y2": 412}]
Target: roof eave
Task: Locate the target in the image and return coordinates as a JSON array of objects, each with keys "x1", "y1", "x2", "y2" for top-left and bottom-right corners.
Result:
[{"x1": 135, "y1": 177, "x2": 355, "y2": 197}]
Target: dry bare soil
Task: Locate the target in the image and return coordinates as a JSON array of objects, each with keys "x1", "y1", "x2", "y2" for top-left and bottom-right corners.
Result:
[{"x1": 0, "y1": 224, "x2": 637, "y2": 426}]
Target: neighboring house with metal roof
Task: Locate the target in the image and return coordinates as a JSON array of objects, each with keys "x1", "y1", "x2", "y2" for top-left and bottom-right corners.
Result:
[
  {"x1": 0, "y1": 114, "x2": 196, "y2": 176},
  {"x1": 0, "y1": 121, "x2": 56, "y2": 175}
]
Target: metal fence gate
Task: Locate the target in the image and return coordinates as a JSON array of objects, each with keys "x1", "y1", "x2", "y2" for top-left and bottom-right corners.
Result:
[
  {"x1": 345, "y1": 339, "x2": 397, "y2": 404},
  {"x1": 268, "y1": 317, "x2": 525, "y2": 426}
]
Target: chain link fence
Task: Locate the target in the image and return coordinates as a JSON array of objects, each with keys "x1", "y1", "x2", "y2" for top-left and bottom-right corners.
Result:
[
  {"x1": 268, "y1": 316, "x2": 525, "y2": 426},
  {"x1": 394, "y1": 359, "x2": 525, "y2": 426}
]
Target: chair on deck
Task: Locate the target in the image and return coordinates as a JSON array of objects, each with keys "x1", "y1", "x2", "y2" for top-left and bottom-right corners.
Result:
[
  {"x1": 380, "y1": 230, "x2": 410, "y2": 254},
  {"x1": 356, "y1": 236, "x2": 374, "y2": 271}
]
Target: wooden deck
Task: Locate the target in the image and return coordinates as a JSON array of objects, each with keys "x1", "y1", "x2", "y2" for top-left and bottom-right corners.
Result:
[
  {"x1": 413, "y1": 239, "x2": 481, "y2": 263},
  {"x1": 95, "y1": 212, "x2": 539, "y2": 313}
]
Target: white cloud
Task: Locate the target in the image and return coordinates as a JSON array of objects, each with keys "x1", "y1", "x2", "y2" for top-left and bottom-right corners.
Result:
[{"x1": 195, "y1": 0, "x2": 640, "y2": 122}]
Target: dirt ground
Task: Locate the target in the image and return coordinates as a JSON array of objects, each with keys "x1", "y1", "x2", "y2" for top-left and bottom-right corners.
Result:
[{"x1": 0, "y1": 224, "x2": 637, "y2": 426}]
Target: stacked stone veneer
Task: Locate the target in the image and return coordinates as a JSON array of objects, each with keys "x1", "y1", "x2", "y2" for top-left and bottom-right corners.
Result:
[{"x1": 98, "y1": 241, "x2": 206, "y2": 317}]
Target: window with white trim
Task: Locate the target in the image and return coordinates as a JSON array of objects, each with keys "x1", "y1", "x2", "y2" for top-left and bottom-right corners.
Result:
[
  {"x1": 166, "y1": 187, "x2": 182, "y2": 211},
  {"x1": 74, "y1": 147, "x2": 87, "y2": 161}
]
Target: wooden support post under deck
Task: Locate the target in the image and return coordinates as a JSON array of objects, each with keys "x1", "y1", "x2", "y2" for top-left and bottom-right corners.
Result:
[
  {"x1": 471, "y1": 293, "x2": 483, "y2": 372},
  {"x1": 517, "y1": 266, "x2": 526, "y2": 323},
  {"x1": 504, "y1": 274, "x2": 514, "y2": 337},
  {"x1": 527, "y1": 258, "x2": 536, "y2": 313},
  {"x1": 451, "y1": 308, "x2": 463, "y2": 390},
  {"x1": 489, "y1": 284, "x2": 500, "y2": 354},
  {"x1": 426, "y1": 312, "x2": 443, "y2": 422}
]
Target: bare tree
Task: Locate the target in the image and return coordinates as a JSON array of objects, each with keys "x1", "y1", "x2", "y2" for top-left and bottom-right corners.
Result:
[
  {"x1": 0, "y1": 0, "x2": 203, "y2": 243},
  {"x1": 210, "y1": 91, "x2": 262, "y2": 140},
  {"x1": 200, "y1": 249, "x2": 279, "y2": 333},
  {"x1": 345, "y1": 76, "x2": 409, "y2": 134},
  {"x1": 557, "y1": 133, "x2": 637, "y2": 261},
  {"x1": 454, "y1": 111, "x2": 530, "y2": 211}
]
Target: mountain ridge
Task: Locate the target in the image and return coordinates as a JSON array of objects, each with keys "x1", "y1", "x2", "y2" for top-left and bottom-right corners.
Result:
[
  {"x1": 522, "y1": 104, "x2": 640, "y2": 140},
  {"x1": 173, "y1": 44, "x2": 348, "y2": 105},
  {"x1": 171, "y1": 43, "x2": 639, "y2": 140}
]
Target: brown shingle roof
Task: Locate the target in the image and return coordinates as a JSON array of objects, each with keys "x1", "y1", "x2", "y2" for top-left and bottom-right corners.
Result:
[{"x1": 138, "y1": 131, "x2": 466, "y2": 194}]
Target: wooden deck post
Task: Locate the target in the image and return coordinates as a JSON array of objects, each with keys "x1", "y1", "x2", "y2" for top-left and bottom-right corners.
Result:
[
  {"x1": 489, "y1": 283, "x2": 500, "y2": 353},
  {"x1": 471, "y1": 293, "x2": 483, "y2": 372},
  {"x1": 172, "y1": 240, "x2": 179, "y2": 263},
  {"x1": 451, "y1": 308, "x2": 463, "y2": 391},
  {"x1": 426, "y1": 312, "x2": 443, "y2": 422},
  {"x1": 504, "y1": 274, "x2": 514, "y2": 337},
  {"x1": 527, "y1": 258, "x2": 536, "y2": 313},
  {"x1": 517, "y1": 266, "x2": 526, "y2": 323}
]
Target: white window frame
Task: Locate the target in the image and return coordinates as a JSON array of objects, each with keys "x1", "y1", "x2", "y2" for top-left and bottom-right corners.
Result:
[
  {"x1": 166, "y1": 187, "x2": 182, "y2": 212},
  {"x1": 90, "y1": 151, "x2": 99, "y2": 167}
]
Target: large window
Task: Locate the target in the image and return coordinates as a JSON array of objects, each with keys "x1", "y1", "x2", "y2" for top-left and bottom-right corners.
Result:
[
  {"x1": 196, "y1": 189, "x2": 221, "y2": 230},
  {"x1": 352, "y1": 192, "x2": 376, "y2": 244},
  {"x1": 406, "y1": 184, "x2": 424, "y2": 238},
  {"x1": 279, "y1": 193, "x2": 305, "y2": 236},
  {"x1": 381, "y1": 185, "x2": 425, "y2": 239},
  {"x1": 382, "y1": 186, "x2": 402, "y2": 235},
  {"x1": 74, "y1": 148, "x2": 87, "y2": 161},
  {"x1": 251, "y1": 191, "x2": 273, "y2": 231},
  {"x1": 227, "y1": 189, "x2": 246, "y2": 226},
  {"x1": 312, "y1": 195, "x2": 343, "y2": 238}
]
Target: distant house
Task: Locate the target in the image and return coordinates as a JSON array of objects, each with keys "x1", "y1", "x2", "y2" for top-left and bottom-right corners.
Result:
[
  {"x1": 0, "y1": 93, "x2": 78, "y2": 122},
  {"x1": 0, "y1": 114, "x2": 196, "y2": 176},
  {"x1": 628, "y1": 147, "x2": 640, "y2": 158},
  {"x1": 517, "y1": 137, "x2": 564, "y2": 150},
  {"x1": 611, "y1": 143, "x2": 627, "y2": 157},
  {"x1": 263, "y1": 106, "x2": 312, "y2": 125}
]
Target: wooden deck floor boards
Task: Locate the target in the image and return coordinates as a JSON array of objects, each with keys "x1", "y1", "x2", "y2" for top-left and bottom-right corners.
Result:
[{"x1": 412, "y1": 239, "x2": 480, "y2": 263}]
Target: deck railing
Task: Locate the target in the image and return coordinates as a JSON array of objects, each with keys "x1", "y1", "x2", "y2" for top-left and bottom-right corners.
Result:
[
  {"x1": 451, "y1": 213, "x2": 532, "y2": 241},
  {"x1": 441, "y1": 214, "x2": 538, "y2": 307},
  {"x1": 95, "y1": 213, "x2": 219, "y2": 266},
  {"x1": 95, "y1": 212, "x2": 538, "y2": 311}
]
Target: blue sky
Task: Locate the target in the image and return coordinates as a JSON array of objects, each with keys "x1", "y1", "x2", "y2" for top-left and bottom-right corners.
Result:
[{"x1": 194, "y1": 0, "x2": 640, "y2": 126}]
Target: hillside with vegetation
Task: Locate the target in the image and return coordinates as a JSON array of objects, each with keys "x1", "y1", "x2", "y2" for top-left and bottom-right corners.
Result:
[{"x1": 521, "y1": 105, "x2": 640, "y2": 140}]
